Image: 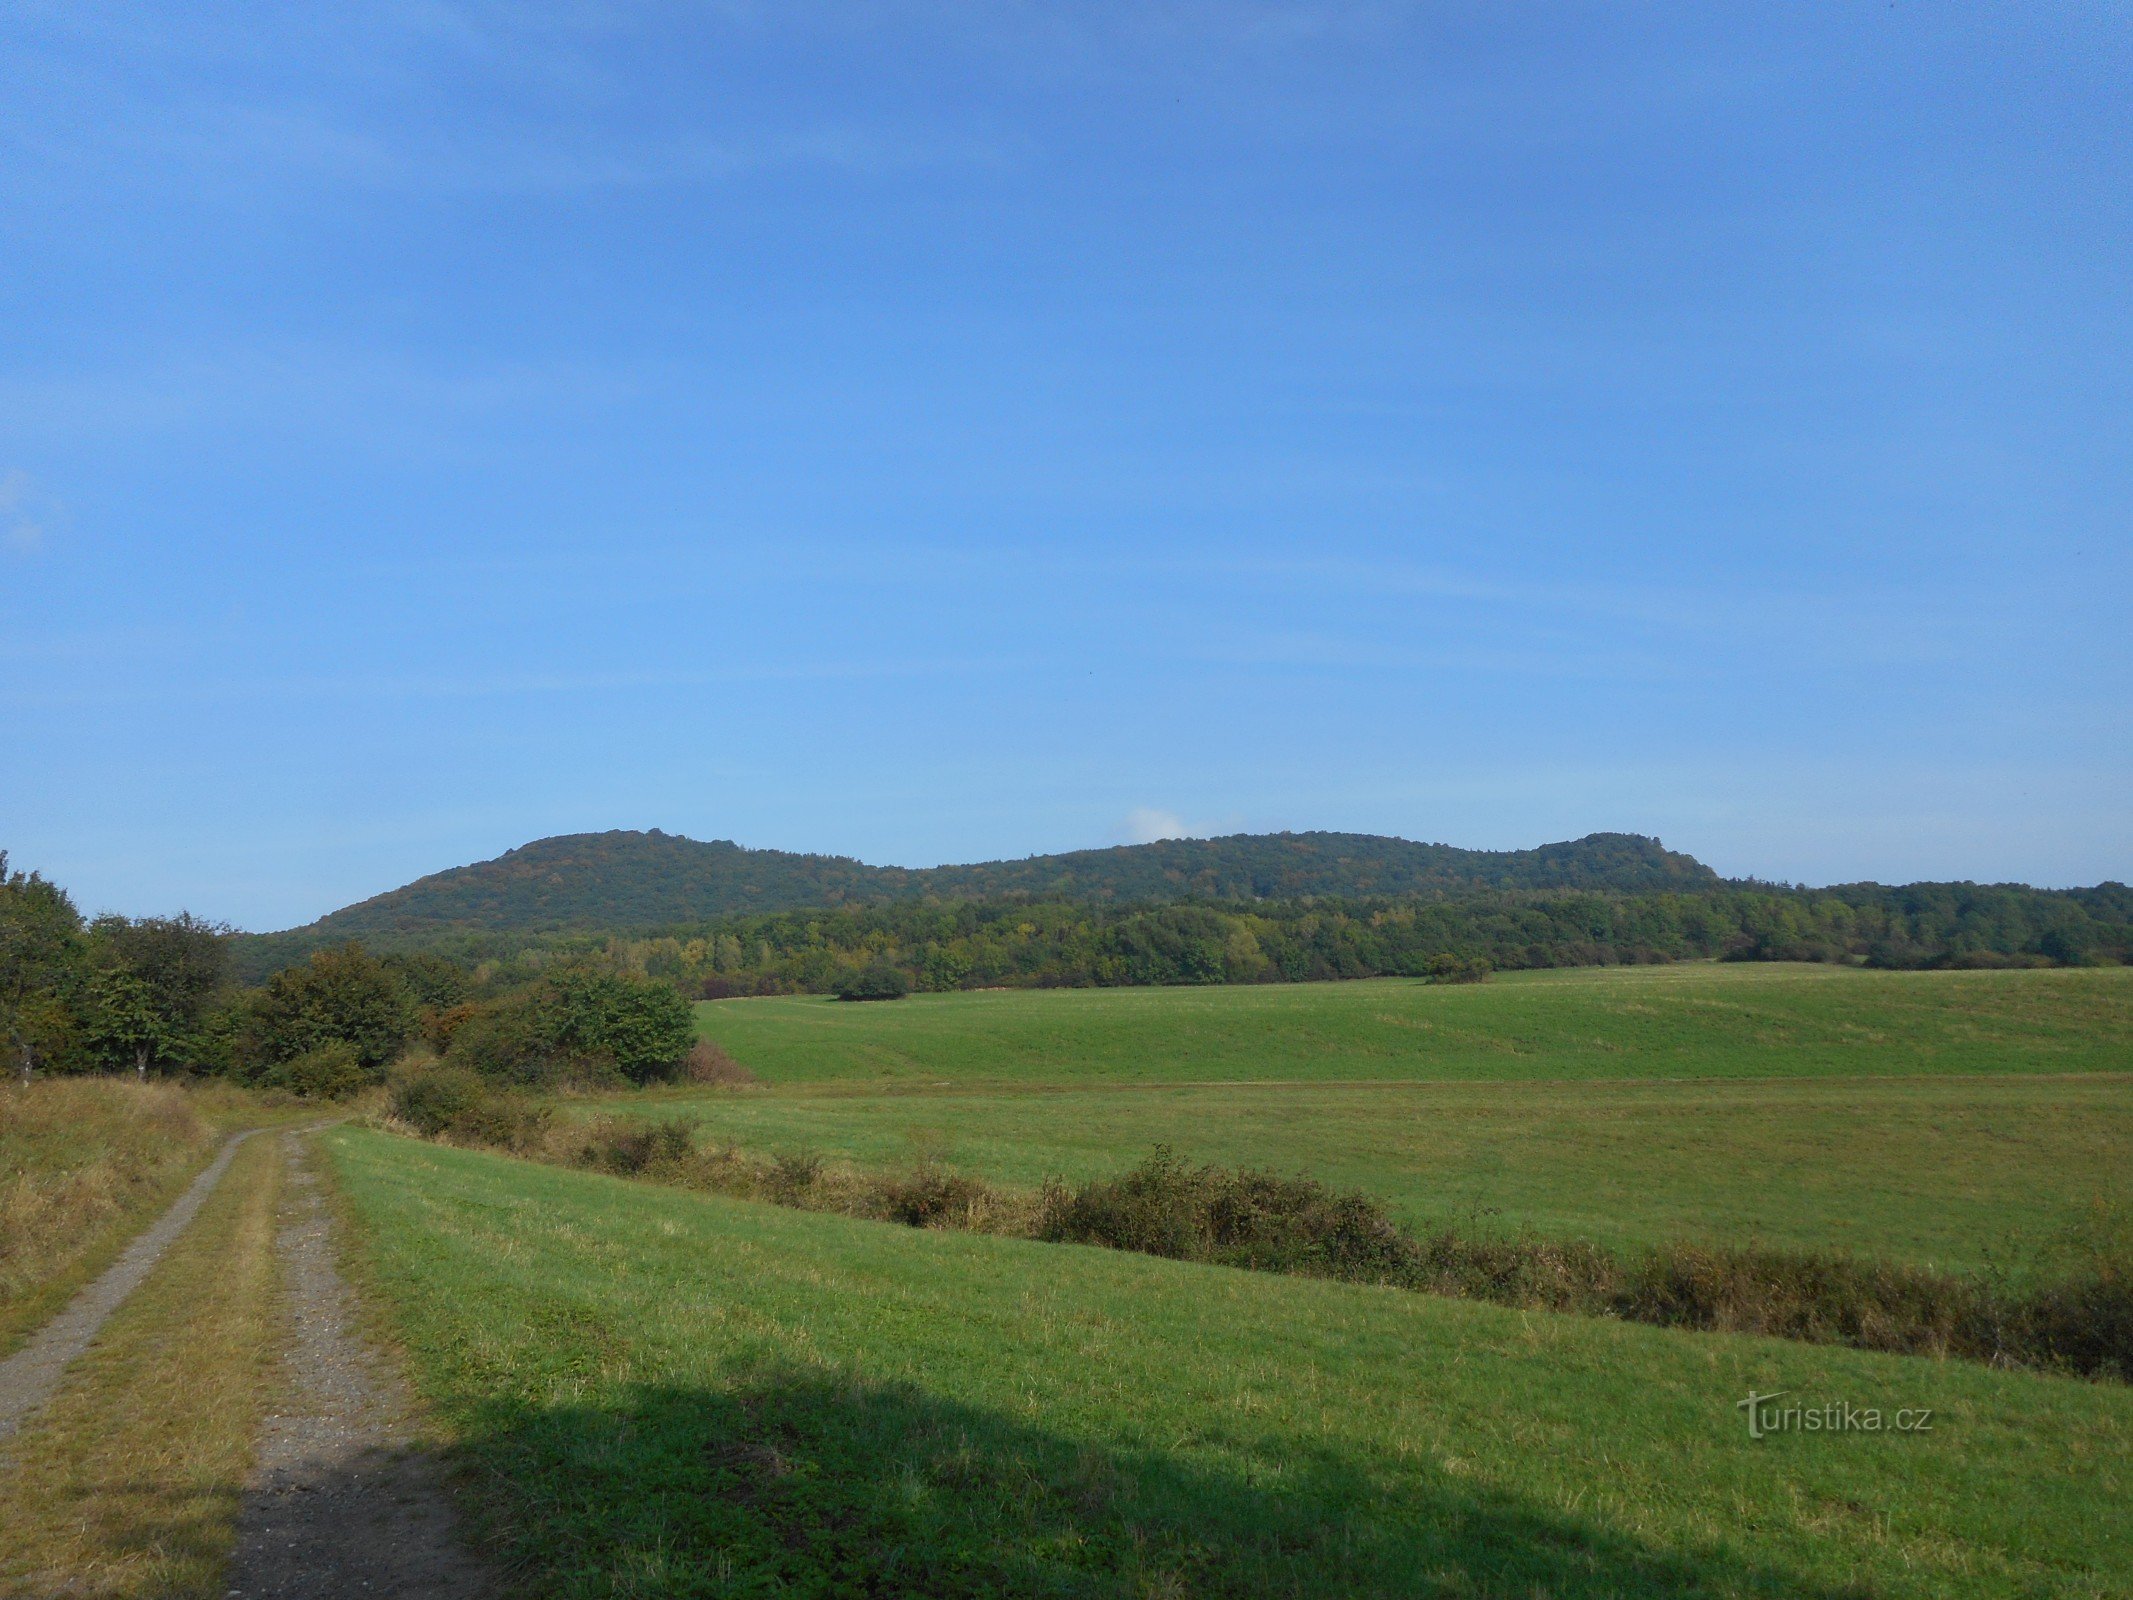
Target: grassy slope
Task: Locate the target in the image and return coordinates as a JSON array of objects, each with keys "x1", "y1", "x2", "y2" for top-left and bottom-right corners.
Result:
[
  {"x1": 328, "y1": 1129, "x2": 2130, "y2": 1600},
  {"x1": 693, "y1": 964, "x2": 2133, "y2": 1087},
  {"x1": 656, "y1": 966, "x2": 2133, "y2": 1267},
  {"x1": 612, "y1": 1073, "x2": 2133, "y2": 1270}
]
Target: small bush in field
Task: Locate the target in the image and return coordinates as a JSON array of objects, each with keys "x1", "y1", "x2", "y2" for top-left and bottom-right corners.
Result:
[
  {"x1": 1421, "y1": 952, "x2": 1491, "y2": 984},
  {"x1": 391, "y1": 1064, "x2": 489, "y2": 1135},
  {"x1": 266, "y1": 1040, "x2": 371, "y2": 1100},
  {"x1": 767, "y1": 1148, "x2": 824, "y2": 1202},
  {"x1": 682, "y1": 1039, "x2": 759, "y2": 1086},
  {"x1": 1036, "y1": 1147, "x2": 1416, "y2": 1281},
  {"x1": 833, "y1": 963, "x2": 910, "y2": 1002},
  {"x1": 578, "y1": 1115, "x2": 699, "y2": 1176},
  {"x1": 391, "y1": 1063, "x2": 554, "y2": 1150},
  {"x1": 869, "y1": 1163, "x2": 989, "y2": 1228}
]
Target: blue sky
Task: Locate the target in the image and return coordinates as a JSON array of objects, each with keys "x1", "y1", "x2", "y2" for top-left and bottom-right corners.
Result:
[{"x1": 3, "y1": 3, "x2": 2127, "y2": 930}]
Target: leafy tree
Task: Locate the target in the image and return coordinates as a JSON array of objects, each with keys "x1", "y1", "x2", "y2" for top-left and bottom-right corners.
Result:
[
  {"x1": 543, "y1": 970, "x2": 695, "y2": 1081},
  {"x1": 85, "y1": 911, "x2": 232, "y2": 1074},
  {"x1": 0, "y1": 852, "x2": 85, "y2": 1081},
  {"x1": 381, "y1": 950, "x2": 474, "y2": 1009},
  {"x1": 263, "y1": 1040, "x2": 371, "y2": 1099},
  {"x1": 85, "y1": 968, "x2": 166, "y2": 1077},
  {"x1": 835, "y1": 962, "x2": 911, "y2": 1002},
  {"x1": 444, "y1": 969, "x2": 694, "y2": 1085},
  {"x1": 239, "y1": 943, "x2": 415, "y2": 1081}
]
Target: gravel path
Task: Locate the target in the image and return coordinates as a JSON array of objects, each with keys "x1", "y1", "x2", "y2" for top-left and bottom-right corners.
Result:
[
  {"x1": 224, "y1": 1132, "x2": 499, "y2": 1599},
  {"x1": 0, "y1": 1128, "x2": 255, "y2": 1449}
]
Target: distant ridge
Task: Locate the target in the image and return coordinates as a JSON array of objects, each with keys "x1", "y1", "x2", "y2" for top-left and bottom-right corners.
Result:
[{"x1": 239, "y1": 829, "x2": 1717, "y2": 965}]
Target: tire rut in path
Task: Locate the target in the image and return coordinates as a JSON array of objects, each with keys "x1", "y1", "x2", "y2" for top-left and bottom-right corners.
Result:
[
  {"x1": 0, "y1": 1128, "x2": 255, "y2": 1449},
  {"x1": 224, "y1": 1133, "x2": 499, "y2": 1599}
]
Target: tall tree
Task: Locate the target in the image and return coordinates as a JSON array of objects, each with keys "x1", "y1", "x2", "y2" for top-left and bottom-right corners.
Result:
[
  {"x1": 0, "y1": 852, "x2": 86, "y2": 1082},
  {"x1": 86, "y1": 968, "x2": 164, "y2": 1078},
  {"x1": 86, "y1": 911, "x2": 233, "y2": 1073}
]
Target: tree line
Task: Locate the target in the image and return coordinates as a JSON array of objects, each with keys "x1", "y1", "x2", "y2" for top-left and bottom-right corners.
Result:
[
  {"x1": 7, "y1": 845, "x2": 2126, "y2": 1091},
  {"x1": 0, "y1": 852, "x2": 693, "y2": 1092},
  {"x1": 373, "y1": 879, "x2": 2133, "y2": 997}
]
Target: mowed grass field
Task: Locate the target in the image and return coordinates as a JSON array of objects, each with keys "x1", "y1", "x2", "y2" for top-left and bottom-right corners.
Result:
[
  {"x1": 327, "y1": 1128, "x2": 2133, "y2": 1599},
  {"x1": 608, "y1": 1074, "x2": 2133, "y2": 1270},
  {"x1": 640, "y1": 965, "x2": 2133, "y2": 1268},
  {"x1": 690, "y1": 964, "x2": 2133, "y2": 1087}
]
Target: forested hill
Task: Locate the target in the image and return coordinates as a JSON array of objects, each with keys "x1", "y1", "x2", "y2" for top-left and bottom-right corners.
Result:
[{"x1": 236, "y1": 828, "x2": 1717, "y2": 970}]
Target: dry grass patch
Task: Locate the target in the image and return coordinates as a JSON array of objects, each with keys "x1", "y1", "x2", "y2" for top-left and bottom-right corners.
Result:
[
  {"x1": 0, "y1": 1078, "x2": 215, "y2": 1357},
  {"x1": 0, "y1": 1134, "x2": 285, "y2": 1599}
]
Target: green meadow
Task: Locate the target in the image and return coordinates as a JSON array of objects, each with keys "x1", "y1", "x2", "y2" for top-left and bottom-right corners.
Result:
[
  {"x1": 609, "y1": 1072, "x2": 2133, "y2": 1270},
  {"x1": 632, "y1": 965, "x2": 2133, "y2": 1267},
  {"x1": 326, "y1": 1128, "x2": 2133, "y2": 1599},
  {"x1": 690, "y1": 963, "x2": 2133, "y2": 1086}
]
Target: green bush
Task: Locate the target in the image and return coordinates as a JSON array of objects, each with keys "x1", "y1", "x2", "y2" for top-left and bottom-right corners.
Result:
[
  {"x1": 390, "y1": 1062, "x2": 551, "y2": 1150},
  {"x1": 390, "y1": 1063, "x2": 490, "y2": 1135},
  {"x1": 1036, "y1": 1147, "x2": 1415, "y2": 1280},
  {"x1": 1420, "y1": 952, "x2": 1491, "y2": 984},
  {"x1": 834, "y1": 962, "x2": 911, "y2": 1002},
  {"x1": 265, "y1": 1040, "x2": 371, "y2": 1100},
  {"x1": 766, "y1": 1148, "x2": 825, "y2": 1203},
  {"x1": 239, "y1": 944, "x2": 415, "y2": 1076},
  {"x1": 442, "y1": 969, "x2": 695, "y2": 1085},
  {"x1": 576, "y1": 1115, "x2": 699, "y2": 1175},
  {"x1": 869, "y1": 1163, "x2": 989, "y2": 1228}
]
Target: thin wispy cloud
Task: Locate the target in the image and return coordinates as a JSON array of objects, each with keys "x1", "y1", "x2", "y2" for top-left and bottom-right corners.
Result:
[{"x1": 0, "y1": 469, "x2": 57, "y2": 554}]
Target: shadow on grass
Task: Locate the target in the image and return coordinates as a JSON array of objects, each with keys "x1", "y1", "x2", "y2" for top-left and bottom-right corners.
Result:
[{"x1": 444, "y1": 1366, "x2": 1859, "y2": 1599}]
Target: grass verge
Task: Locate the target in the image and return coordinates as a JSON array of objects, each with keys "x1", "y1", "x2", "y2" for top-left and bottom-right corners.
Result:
[
  {"x1": 0, "y1": 1133, "x2": 285, "y2": 1599},
  {"x1": 0, "y1": 1078, "x2": 216, "y2": 1358}
]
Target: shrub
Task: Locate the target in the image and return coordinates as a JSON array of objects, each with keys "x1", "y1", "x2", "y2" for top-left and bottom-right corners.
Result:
[
  {"x1": 390, "y1": 1063, "x2": 490, "y2": 1136},
  {"x1": 439, "y1": 993, "x2": 554, "y2": 1083},
  {"x1": 546, "y1": 971, "x2": 696, "y2": 1082},
  {"x1": 869, "y1": 1163, "x2": 989, "y2": 1229},
  {"x1": 390, "y1": 1062, "x2": 553, "y2": 1150},
  {"x1": 576, "y1": 1115, "x2": 700, "y2": 1176},
  {"x1": 450, "y1": 1093, "x2": 553, "y2": 1153},
  {"x1": 264, "y1": 1040, "x2": 371, "y2": 1100},
  {"x1": 682, "y1": 1038, "x2": 759, "y2": 1086},
  {"x1": 1033, "y1": 1148, "x2": 2133, "y2": 1380},
  {"x1": 442, "y1": 970, "x2": 695, "y2": 1085},
  {"x1": 834, "y1": 963, "x2": 910, "y2": 1002},
  {"x1": 1421, "y1": 952, "x2": 1491, "y2": 984},
  {"x1": 2017, "y1": 1272, "x2": 2133, "y2": 1379},
  {"x1": 766, "y1": 1148, "x2": 824, "y2": 1203},
  {"x1": 1036, "y1": 1147, "x2": 1417, "y2": 1282},
  {"x1": 419, "y1": 1001, "x2": 481, "y2": 1056}
]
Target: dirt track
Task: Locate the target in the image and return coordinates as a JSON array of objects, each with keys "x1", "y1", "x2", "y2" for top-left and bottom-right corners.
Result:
[
  {"x1": 0, "y1": 1129, "x2": 254, "y2": 1449},
  {"x1": 223, "y1": 1131, "x2": 499, "y2": 1598}
]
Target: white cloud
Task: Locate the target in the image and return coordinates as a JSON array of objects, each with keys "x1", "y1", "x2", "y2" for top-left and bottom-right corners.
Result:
[{"x1": 1120, "y1": 806, "x2": 1195, "y2": 845}]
